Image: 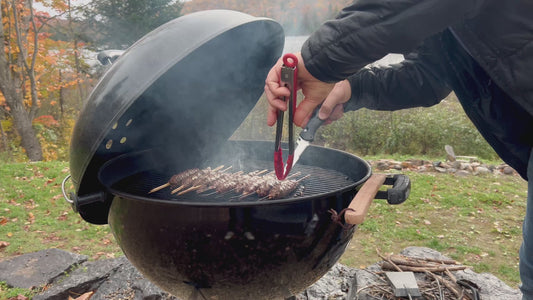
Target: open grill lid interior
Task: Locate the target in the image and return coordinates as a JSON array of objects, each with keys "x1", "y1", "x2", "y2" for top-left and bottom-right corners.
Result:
[{"x1": 69, "y1": 10, "x2": 285, "y2": 199}]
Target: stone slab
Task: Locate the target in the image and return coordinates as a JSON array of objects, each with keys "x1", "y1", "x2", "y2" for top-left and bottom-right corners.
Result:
[
  {"x1": 0, "y1": 248, "x2": 87, "y2": 289},
  {"x1": 33, "y1": 257, "x2": 125, "y2": 300}
]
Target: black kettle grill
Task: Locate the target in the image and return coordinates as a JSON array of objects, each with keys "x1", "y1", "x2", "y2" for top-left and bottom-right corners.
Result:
[{"x1": 64, "y1": 10, "x2": 410, "y2": 300}]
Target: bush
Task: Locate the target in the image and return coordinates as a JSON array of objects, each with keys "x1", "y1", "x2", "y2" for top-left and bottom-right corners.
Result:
[{"x1": 319, "y1": 93, "x2": 498, "y2": 160}]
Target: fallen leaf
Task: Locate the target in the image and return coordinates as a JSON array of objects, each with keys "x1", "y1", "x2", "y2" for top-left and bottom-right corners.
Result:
[
  {"x1": 0, "y1": 241, "x2": 9, "y2": 249},
  {"x1": 7, "y1": 232, "x2": 13, "y2": 237},
  {"x1": 0, "y1": 217, "x2": 7, "y2": 225},
  {"x1": 72, "y1": 291, "x2": 95, "y2": 300}
]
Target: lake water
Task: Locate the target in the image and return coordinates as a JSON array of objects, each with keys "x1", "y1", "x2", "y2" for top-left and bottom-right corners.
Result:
[{"x1": 284, "y1": 36, "x2": 404, "y2": 67}]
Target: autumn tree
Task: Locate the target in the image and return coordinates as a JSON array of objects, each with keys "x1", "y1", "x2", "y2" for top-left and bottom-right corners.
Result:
[
  {"x1": 0, "y1": 0, "x2": 86, "y2": 161},
  {"x1": 82, "y1": 0, "x2": 183, "y2": 49},
  {"x1": 0, "y1": 0, "x2": 43, "y2": 160}
]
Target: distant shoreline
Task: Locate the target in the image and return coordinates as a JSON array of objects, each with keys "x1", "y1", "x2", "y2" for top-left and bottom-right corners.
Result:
[{"x1": 284, "y1": 36, "x2": 404, "y2": 66}]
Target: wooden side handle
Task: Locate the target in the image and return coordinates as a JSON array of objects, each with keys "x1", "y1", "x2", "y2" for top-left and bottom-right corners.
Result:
[{"x1": 344, "y1": 174, "x2": 387, "y2": 225}]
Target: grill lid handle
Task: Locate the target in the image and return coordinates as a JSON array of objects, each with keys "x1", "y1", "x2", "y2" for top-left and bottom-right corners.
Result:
[
  {"x1": 62, "y1": 174, "x2": 111, "y2": 225},
  {"x1": 344, "y1": 174, "x2": 410, "y2": 225}
]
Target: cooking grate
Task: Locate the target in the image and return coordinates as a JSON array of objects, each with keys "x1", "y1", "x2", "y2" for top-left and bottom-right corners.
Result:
[{"x1": 111, "y1": 160, "x2": 356, "y2": 203}]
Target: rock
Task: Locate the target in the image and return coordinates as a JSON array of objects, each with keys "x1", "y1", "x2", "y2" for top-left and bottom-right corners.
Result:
[
  {"x1": 33, "y1": 257, "x2": 125, "y2": 300},
  {"x1": 503, "y1": 166, "x2": 515, "y2": 175},
  {"x1": 294, "y1": 264, "x2": 356, "y2": 300},
  {"x1": 399, "y1": 246, "x2": 451, "y2": 260},
  {"x1": 350, "y1": 247, "x2": 522, "y2": 300},
  {"x1": 32, "y1": 255, "x2": 179, "y2": 300},
  {"x1": 445, "y1": 145, "x2": 456, "y2": 162},
  {"x1": 0, "y1": 248, "x2": 87, "y2": 289},
  {"x1": 6, "y1": 247, "x2": 522, "y2": 300},
  {"x1": 392, "y1": 164, "x2": 402, "y2": 171},
  {"x1": 455, "y1": 170, "x2": 471, "y2": 177},
  {"x1": 474, "y1": 166, "x2": 491, "y2": 175},
  {"x1": 435, "y1": 166, "x2": 447, "y2": 173},
  {"x1": 455, "y1": 269, "x2": 522, "y2": 300},
  {"x1": 346, "y1": 265, "x2": 383, "y2": 300},
  {"x1": 90, "y1": 257, "x2": 177, "y2": 300},
  {"x1": 451, "y1": 161, "x2": 462, "y2": 170},
  {"x1": 406, "y1": 159, "x2": 427, "y2": 167},
  {"x1": 366, "y1": 157, "x2": 518, "y2": 177},
  {"x1": 375, "y1": 161, "x2": 390, "y2": 171}
]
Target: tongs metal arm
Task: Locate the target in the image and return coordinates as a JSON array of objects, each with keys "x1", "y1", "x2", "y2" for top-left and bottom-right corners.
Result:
[{"x1": 274, "y1": 53, "x2": 298, "y2": 180}]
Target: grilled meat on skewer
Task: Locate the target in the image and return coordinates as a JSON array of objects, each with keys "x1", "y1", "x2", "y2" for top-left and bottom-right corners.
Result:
[
  {"x1": 148, "y1": 168, "x2": 200, "y2": 193},
  {"x1": 168, "y1": 168, "x2": 200, "y2": 187},
  {"x1": 152, "y1": 166, "x2": 309, "y2": 200},
  {"x1": 149, "y1": 166, "x2": 226, "y2": 194},
  {"x1": 171, "y1": 167, "x2": 227, "y2": 194},
  {"x1": 267, "y1": 175, "x2": 310, "y2": 199}
]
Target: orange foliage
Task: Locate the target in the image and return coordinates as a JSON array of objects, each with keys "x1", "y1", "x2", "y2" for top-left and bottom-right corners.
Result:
[
  {"x1": 1, "y1": 0, "x2": 83, "y2": 111},
  {"x1": 33, "y1": 115, "x2": 59, "y2": 127}
]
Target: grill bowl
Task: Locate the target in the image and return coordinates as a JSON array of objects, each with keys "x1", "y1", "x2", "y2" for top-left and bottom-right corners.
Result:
[{"x1": 99, "y1": 140, "x2": 371, "y2": 299}]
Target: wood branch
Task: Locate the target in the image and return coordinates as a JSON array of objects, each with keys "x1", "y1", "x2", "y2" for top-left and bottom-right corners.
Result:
[
  {"x1": 388, "y1": 255, "x2": 456, "y2": 269},
  {"x1": 381, "y1": 262, "x2": 469, "y2": 273},
  {"x1": 426, "y1": 271, "x2": 462, "y2": 299},
  {"x1": 407, "y1": 256, "x2": 458, "y2": 265},
  {"x1": 376, "y1": 249, "x2": 402, "y2": 272},
  {"x1": 445, "y1": 268, "x2": 457, "y2": 283}
]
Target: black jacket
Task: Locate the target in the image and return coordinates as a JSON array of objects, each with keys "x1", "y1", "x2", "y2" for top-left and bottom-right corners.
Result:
[{"x1": 302, "y1": 0, "x2": 533, "y2": 179}]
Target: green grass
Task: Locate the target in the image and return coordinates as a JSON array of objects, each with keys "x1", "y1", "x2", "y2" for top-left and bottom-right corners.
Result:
[
  {"x1": 341, "y1": 168, "x2": 527, "y2": 288},
  {"x1": 0, "y1": 161, "x2": 121, "y2": 260},
  {"x1": 0, "y1": 160, "x2": 528, "y2": 293},
  {"x1": 0, "y1": 281, "x2": 36, "y2": 299}
]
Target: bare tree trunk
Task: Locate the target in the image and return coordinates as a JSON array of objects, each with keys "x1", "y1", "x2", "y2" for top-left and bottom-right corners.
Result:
[
  {"x1": 0, "y1": 1, "x2": 43, "y2": 161},
  {"x1": 7, "y1": 99, "x2": 42, "y2": 161},
  {"x1": 59, "y1": 70, "x2": 65, "y2": 120},
  {"x1": 68, "y1": 0, "x2": 85, "y2": 105},
  {"x1": 0, "y1": 113, "x2": 12, "y2": 160}
]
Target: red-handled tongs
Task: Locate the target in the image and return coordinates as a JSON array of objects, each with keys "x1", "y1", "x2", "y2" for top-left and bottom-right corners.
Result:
[{"x1": 274, "y1": 53, "x2": 298, "y2": 180}]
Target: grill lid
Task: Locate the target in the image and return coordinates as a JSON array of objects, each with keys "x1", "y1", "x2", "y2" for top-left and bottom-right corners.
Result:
[{"x1": 69, "y1": 10, "x2": 284, "y2": 209}]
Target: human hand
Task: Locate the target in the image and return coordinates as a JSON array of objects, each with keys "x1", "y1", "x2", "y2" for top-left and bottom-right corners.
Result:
[
  {"x1": 264, "y1": 52, "x2": 335, "y2": 127},
  {"x1": 315, "y1": 79, "x2": 352, "y2": 125}
]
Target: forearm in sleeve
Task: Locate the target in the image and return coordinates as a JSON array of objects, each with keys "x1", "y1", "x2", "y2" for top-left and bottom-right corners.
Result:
[
  {"x1": 344, "y1": 59, "x2": 452, "y2": 111},
  {"x1": 302, "y1": 0, "x2": 486, "y2": 82}
]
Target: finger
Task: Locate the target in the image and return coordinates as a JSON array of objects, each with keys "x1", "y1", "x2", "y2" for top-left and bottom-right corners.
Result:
[
  {"x1": 267, "y1": 104, "x2": 278, "y2": 127},
  {"x1": 318, "y1": 103, "x2": 333, "y2": 120},
  {"x1": 264, "y1": 85, "x2": 288, "y2": 111},
  {"x1": 319, "y1": 80, "x2": 351, "y2": 120},
  {"x1": 329, "y1": 104, "x2": 345, "y2": 121},
  {"x1": 265, "y1": 82, "x2": 290, "y2": 103},
  {"x1": 294, "y1": 98, "x2": 321, "y2": 127}
]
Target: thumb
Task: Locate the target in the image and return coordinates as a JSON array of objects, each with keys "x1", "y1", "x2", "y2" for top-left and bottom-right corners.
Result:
[{"x1": 318, "y1": 80, "x2": 351, "y2": 120}]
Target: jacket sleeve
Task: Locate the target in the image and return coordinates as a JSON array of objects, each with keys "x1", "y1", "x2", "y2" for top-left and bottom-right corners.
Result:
[
  {"x1": 302, "y1": 0, "x2": 486, "y2": 82},
  {"x1": 344, "y1": 33, "x2": 452, "y2": 111},
  {"x1": 344, "y1": 48, "x2": 452, "y2": 111}
]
